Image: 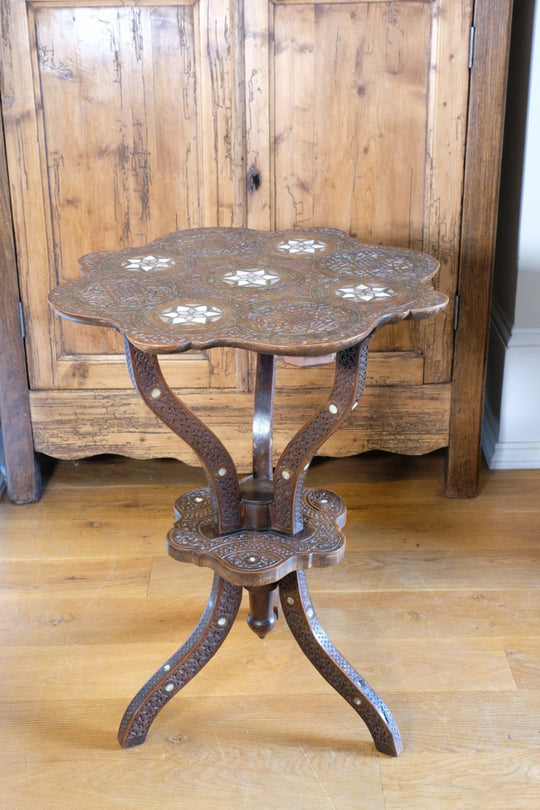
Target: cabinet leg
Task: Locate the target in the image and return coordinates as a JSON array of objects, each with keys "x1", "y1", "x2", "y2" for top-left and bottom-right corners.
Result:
[
  {"x1": 118, "y1": 573, "x2": 243, "y2": 747},
  {"x1": 279, "y1": 570, "x2": 403, "y2": 756}
]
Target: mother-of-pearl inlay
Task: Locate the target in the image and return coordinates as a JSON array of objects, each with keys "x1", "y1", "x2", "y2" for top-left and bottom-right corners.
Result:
[
  {"x1": 223, "y1": 268, "x2": 280, "y2": 286},
  {"x1": 160, "y1": 304, "x2": 223, "y2": 325},
  {"x1": 275, "y1": 239, "x2": 326, "y2": 254},
  {"x1": 122, "y1": 255, "x2": 173, "y2": 272},
  {"x1": 336, "y1": 283, "x2": 395, "y2": 302}
]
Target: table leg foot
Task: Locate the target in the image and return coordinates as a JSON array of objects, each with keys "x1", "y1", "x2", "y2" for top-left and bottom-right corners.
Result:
[
  {"x1": 118, "y1": 574, "x2": 243, "y2": 748},
  {"x1": 279, "y1": 571, "x2": 403, "y2": 756}
]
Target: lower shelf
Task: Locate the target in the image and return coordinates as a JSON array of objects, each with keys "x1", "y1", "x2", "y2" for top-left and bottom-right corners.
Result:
[{"x1": 167, "y1": 486, "x2": 347, "y2": 587}]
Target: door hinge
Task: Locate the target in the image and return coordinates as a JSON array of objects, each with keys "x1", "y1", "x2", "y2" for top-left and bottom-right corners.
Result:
[
  {"x1": 18, "y1": 300, "x2": 26, "y2": 339},
  {"x1": 468, "y1": 26, "x2": 476, "y2": 69},
  {"x1": 453, "y1": 294, "x2": 460, "y2": 331}
]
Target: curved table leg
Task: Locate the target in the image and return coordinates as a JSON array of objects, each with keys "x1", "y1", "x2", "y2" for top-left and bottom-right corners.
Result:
[
  {"x1": 125, "y1": 340, "x2": 242, "y2": 534},
  {"x1": 118, "y1": 574, "x2": 243, "y2": 748},
  {"x1": 272, "y1": 339, "x2": 371, "y2": 535},
  {"x1": 279, "y1": 571, "x2": 403, "y2": 756}
]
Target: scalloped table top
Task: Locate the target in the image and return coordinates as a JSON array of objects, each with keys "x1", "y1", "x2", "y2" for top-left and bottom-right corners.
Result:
[{"x1": 48, "y1": 227, "x2": 447, "y2": 356}]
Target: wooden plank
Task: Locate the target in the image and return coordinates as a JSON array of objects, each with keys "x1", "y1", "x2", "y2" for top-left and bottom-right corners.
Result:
[
  {"x1": 381, "y1": 751, "x2": 540, "y2": 809},
  {"x1": 276, "y1": 351, "x2": 425, "y2": 388},
  {"x1": 1, "y1": 588, "x2": 537, "y2": 646},
  {"x1": 306, "y1": 547, "x2": 540, "y2": 592},
  {"x1": 421, "y1": 0, "x2": 473, "y2": 383},
  {"x1": 0, "y1": 698, "x2": 385, "y2": 808},
  {"x1": 53, "y1": 348, "x2": 237, "y2": 390},
  {"x1": 29, "y1": 384, "x2": 451, "y2": 466},
  {"x1": 505, "y1": 640, "x2": 540, "y2": 690},
  {"x1": 446, "y1": 0, "x2": 514, "y2": 497},
  {"x1": 0, "y1": 558, "x2": 151, "y2": 598},
  {"x1": 0, "y1": 634, "x2": 516, "y2": 703},
  {"x1": 0, "y1": 111, "x2": 41, "y2": 503}
]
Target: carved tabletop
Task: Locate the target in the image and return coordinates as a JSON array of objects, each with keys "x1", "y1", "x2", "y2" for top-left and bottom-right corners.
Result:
[
  {"x1": 49, "y1": 227, "x2": 446, "y2": 757},
  {"x1": 49, "y1": 226, "x2": 446, "y2": 355}
]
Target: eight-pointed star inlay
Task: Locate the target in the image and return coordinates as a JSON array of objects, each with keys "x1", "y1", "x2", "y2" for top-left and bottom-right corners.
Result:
[
  {"x1": 275, "y1": 239, "x2": 327, "y2": 254},
  {"x1": 122, "y1": 255, "x2": 173, "y2": 272},
  {"x1": 335, "y1": 283, "x2": 395, "y2": 302},
  {"x1": 160, "y1": 305, "x2": 223, "y2": 325},
  {"x1": 223, "y1": 268, "x2": 280, "y2": 287}
]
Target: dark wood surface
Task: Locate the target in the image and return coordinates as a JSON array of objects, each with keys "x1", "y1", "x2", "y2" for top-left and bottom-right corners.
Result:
[
  {"x1": 48, "y1": 226, "x2": 435, "y2": 755},
  {"x1": 49, "y1": 227, "x2": 446, "y2": 356}
]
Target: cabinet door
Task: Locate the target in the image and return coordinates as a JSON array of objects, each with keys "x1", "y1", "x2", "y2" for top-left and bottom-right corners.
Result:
[
  {"x1": 1, "y1": 0, "x2": 474, "y2": 465},
  {"x1": 244, "y1": 0, "x2": 472, "y2": 453},
  {"x1": 1, "y1": 0, "x2": 245, "y2": 395}
]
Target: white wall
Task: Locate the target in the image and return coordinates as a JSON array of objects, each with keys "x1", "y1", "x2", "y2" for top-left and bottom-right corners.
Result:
[{"x1": 483, "y1": 0, "x2": 540, "y2": 468}]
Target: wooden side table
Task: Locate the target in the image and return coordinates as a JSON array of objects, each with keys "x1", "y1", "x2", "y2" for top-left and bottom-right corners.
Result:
[{"x1": 49, "y1": 227, "x2": 447, "y2": 756}]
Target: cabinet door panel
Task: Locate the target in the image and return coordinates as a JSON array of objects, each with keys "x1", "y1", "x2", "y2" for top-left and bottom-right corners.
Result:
[
  {"x1": 247, "y1": 0, "x2": 472, "y2": 385},
  {"x1": 2, "y1": 0, "x2": 241, "y2": 391}
]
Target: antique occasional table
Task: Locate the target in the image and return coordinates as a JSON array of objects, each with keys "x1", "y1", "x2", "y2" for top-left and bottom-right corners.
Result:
[{"x1": 49, "y1": 226, "x2": 447, "y2": 756}]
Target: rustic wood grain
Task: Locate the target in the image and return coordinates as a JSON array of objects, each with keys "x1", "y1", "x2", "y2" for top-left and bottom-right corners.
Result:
[
  {"x1": 28, "y1": 384, "x2": 451, "y2": 468},
  {"x1": 0, "y1": 114, "x2": 41, "y2": 502},
  {"x1": 446, "y1": 0, "x2": 514, "y2": 497}
]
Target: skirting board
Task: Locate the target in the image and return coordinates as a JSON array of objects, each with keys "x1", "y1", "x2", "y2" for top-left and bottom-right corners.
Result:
[
  {"x1": 483, "y1": 400, "x2": 540, "y2": 469},
  {"x1": 483, "y1": 300, "x2": 540, "y2": 469}
]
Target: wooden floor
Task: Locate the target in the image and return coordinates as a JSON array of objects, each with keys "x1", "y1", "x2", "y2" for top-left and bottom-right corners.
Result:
[{"x1": 1, "y1": 451, "x2": 539, "y2": 809}]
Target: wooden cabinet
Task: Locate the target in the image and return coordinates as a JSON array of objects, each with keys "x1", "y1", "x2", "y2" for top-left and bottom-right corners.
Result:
[{"x1": 0, "y1": 0, "x2": 514, "y2": 501}]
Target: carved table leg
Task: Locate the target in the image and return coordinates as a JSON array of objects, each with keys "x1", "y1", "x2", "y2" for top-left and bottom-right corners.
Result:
[
  {"x1": 118, "y1": 574, "x2": 243, "y2": 748},
  {"x1": 272, "y1": 339, "x2": 371, "y2": 535},
  {"x1": 125, "y1": 340, "x2": 243, "y2": 534},
  {"x1": 279, "y1": 570, "x2": 403, "y2": 756}
]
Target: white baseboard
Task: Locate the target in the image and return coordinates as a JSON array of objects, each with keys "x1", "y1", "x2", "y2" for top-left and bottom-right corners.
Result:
[
  {"x1": 483, "y1": 401, "x2": 540, "y2": 469},
  {"x1": 484, "y1": 297, "x2": 540, "y2": 469}
]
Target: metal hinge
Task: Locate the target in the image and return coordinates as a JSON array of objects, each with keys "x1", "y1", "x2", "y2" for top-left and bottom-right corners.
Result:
[
  {"x1": 453, "y1": 294, "x2": 460, "y2": 331},
  {"x1": 468, "y1": 26, "x2": 476, "y2": 69},
  {"x1": 18, "y1": 300, "x2": 26, "y2": 338}
]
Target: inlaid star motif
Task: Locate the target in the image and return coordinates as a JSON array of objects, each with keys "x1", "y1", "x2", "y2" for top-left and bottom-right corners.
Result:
[
  {"x1": 275, "y1": 239, "x2": 326, "y2": 254},
  {"x1": 122, "y1": 255, "x2": 173, "y2": 272},
  {"x1": 160, "y1": 304, "x2": 223, "y2": 325},
  {"x1": 223, "y1": 268, "x2": 280, "y2": 287},
  {"x1": 335, "y1": 283, "x2": 395, "y2": 302}
]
